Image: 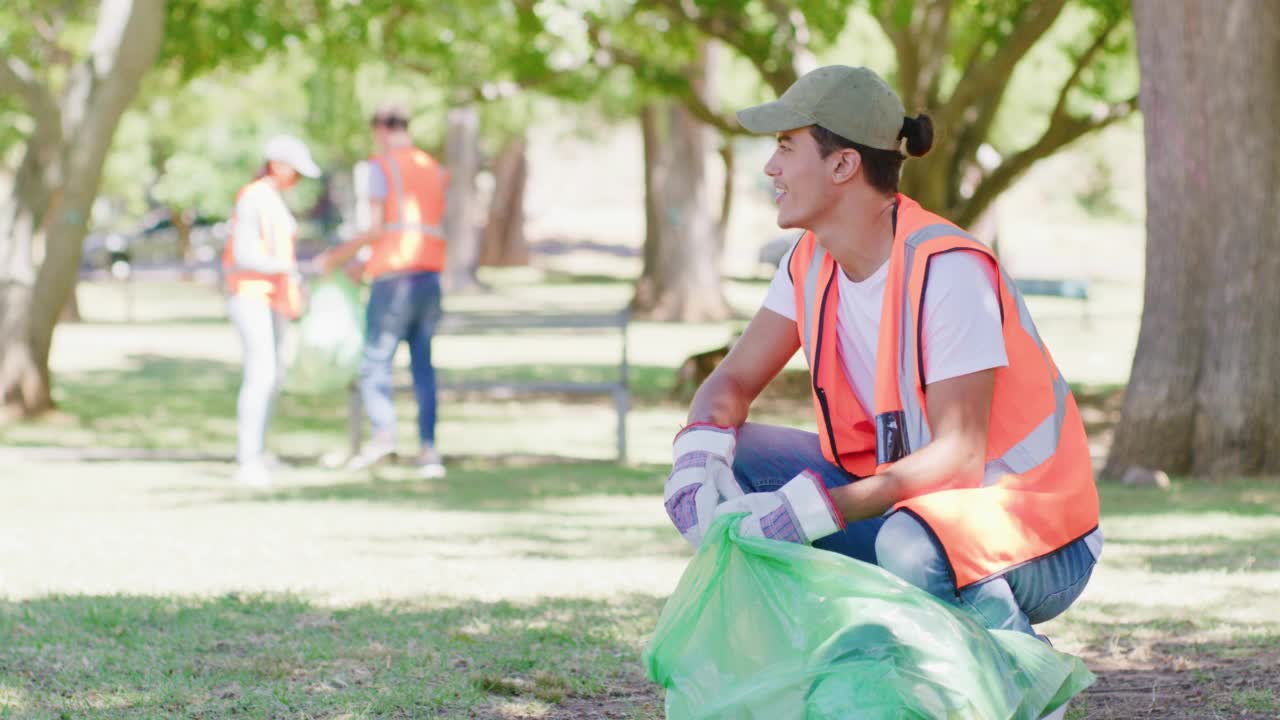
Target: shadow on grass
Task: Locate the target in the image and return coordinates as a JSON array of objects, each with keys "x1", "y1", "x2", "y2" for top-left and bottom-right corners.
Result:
[
  {"x1": 0, "y1": 593, "x2": 664, "y2": 720},
  {"x1": 0, "y1": 354, "x2": 689, "y2": 454},
  {"x1": 260, "y1": 460, "x2": 667, "y2": 513},
  {"x1": 1104, "y1": 531, "x2": 1280, "y2": 573}
]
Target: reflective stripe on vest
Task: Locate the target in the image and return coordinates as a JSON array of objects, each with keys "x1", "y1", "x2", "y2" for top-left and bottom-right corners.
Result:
[{"x1": 899, "y1": 224, "x2": 1074, "y2": 486}]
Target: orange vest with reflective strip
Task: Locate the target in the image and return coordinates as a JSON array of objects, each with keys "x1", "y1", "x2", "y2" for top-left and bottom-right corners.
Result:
[
  {"x1": 787, "y1": 194, "x2": 1100, "y2": 589},
  {"x1": 365, "y1": 146, "x2": 447, "y2": 279},
  {"x1": 222, "y1": 179, "x2": 303, "y2": 319}
]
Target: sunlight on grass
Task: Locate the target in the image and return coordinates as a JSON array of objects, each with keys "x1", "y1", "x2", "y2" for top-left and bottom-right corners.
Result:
[{"x1": 0, "y1": 594, "x2": 664, "y2": 719}]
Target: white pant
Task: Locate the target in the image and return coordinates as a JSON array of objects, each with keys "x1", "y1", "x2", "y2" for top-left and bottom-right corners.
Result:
[{"x1": 228, "y1": 295, "x2": 289, "y2": 465}]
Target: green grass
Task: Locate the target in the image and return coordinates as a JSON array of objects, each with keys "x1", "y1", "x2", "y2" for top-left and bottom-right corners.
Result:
[
  {"x1": 1097, "y1": 478, "x2": 1280, "y2": 516},
  {"x1": 4, "y1": 454, "x2": 1279, "y2": 718},
  {"x1": 0, "y1": 594, "x2": 663, "y2": 719}
]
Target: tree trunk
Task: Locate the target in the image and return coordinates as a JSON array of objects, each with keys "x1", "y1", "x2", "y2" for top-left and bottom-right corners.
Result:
[
  {"x1": 171, "y1": 206, "x2": 193, "y2": 280},
  {"x1": 478, "y1": 133, "x2": 529, "y2": 267},
  {"x1": 632, "y1": 45, "x2": 731, "y2": 322},
  {"x1": 631, "y1": 100, "x2": 732, "y2": 322},
  {"x1": 443, "y1": 104, "x2": 484, "y2": 292},
  {"x1": 1105, "y1": 0, "x2": 1280, "y2": 479},
  {"x1": 0, "y1": 153, "x2": 54, "y2": 420},
  {"x1": 0, "y1": 0, "x2": 165, "y2": 419},
  {"x1": 59, "y1": 289, "x2": 82, "y2": 323}
]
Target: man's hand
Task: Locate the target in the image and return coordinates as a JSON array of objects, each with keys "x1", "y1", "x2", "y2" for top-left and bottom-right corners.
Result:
[
  {"x1": 664, "y1": 423, "x2": 742, "y2": 548},
  {"x1": 713, "y1": 470, "x2": 844, "y2": 545}
]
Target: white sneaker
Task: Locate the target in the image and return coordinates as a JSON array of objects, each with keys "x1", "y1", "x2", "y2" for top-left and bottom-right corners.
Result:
[
  {"x1": 417, "y1": 446, "x2": 446, "y2": 479},
  {"x1": 344, "y1": 436, "x2": 397, "y2": 471},
  {"x1": 236, "y1": 462, "x2": 273, "y2": 489}
]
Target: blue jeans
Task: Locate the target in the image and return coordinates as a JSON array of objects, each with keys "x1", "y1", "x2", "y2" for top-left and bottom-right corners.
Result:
[
  {"x1": 358, "y1": 271, "x2": 443, "y2": 446},
  {"x1": 731, "y1": 422, "x2": 1097, "y2": 636}
]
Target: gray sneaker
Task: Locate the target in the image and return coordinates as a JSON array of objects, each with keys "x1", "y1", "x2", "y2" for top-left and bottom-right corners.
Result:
[{"x1": 417, "y1": 445, "x2": 446, "y2": 479}]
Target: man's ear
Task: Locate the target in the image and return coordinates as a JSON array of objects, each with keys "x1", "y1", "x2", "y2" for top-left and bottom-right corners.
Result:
[{"x1": 831, "y1": 148, "x2": 862, "y2": 185}]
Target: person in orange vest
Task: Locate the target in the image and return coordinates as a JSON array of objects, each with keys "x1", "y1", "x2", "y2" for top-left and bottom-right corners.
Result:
[
  {"x1": 665, "y1": 66, "x2": 1102, "y2": 656},
  {"x1": 317, "y1": 104, "x2": 448, "y2": 478},
  {"x1": 224, "y1": 134, "x2": 321, "y2": 488}
]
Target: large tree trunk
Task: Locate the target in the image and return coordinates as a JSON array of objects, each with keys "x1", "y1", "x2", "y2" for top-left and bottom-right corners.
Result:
[
  {"x1": 1105, "y1": 0, "x2": 1280, "y2": 479},
  {"x1": 478, "y1": 133, "x2": 528, "y2": 267},
  {"x1": 0, "y1": 0, "x2": 165, "y2": 420},
  {"x1": 632, "y1": 46, "x2": 731, "y2": 322},
  {"x1": 443, "y1": 104, "x2": 483, "y2": 292}
]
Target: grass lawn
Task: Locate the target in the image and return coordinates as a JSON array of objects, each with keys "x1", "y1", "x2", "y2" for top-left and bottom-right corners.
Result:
[
  {"x1": 3, "y1": 274, "x2": 1275, "y2": 718},
  {"x1": 2, "y1": 459, "x2": 1278, "y2": 719}
]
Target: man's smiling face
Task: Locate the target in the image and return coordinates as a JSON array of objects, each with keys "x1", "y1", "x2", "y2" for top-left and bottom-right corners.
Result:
[{"x1": 763, "y1": 127, "x2": 837, "y2": 230}]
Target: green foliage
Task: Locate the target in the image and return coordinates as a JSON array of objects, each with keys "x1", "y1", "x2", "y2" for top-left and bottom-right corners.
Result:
[{"x1": 160, "y1": 0, "x2": 300, "y2": 79}]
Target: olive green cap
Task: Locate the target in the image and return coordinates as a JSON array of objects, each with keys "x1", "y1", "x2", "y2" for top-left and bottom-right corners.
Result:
[{"x1": 736, "y1": 65, "x2": 905, "y2": 151}]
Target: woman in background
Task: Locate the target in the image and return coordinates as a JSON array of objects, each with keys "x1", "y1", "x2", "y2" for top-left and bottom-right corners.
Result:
[{"x1": 222, "y1": 135, "x2": 320, "y2": 488}]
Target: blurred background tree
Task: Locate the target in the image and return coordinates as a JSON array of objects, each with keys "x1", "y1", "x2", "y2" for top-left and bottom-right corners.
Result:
[{"x1": 1, "y1": 0, "x2": 168, "y2": 418}]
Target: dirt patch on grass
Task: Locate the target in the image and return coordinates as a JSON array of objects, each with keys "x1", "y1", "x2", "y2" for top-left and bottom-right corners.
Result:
[
  {"x1": 1081, "y1": 641, "x2": 1280, "y2": 719},
  {"x1": 544, "y1": 678, "x2": 662, "y2": 720},
  {"x1": 474, "y1": 672, "x2": 662, "y2": 719}
]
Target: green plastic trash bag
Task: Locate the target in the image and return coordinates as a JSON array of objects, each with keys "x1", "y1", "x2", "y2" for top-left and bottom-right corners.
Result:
[
  {"x1": 290, "y1": 272, "x2": 365, "y2": 393},
  {"x1": 644, "y1": 516, "x2": 1094, "y2": 720}
]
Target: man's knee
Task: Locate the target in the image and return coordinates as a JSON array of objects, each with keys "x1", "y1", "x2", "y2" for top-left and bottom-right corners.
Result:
[{"x1": 874, "y1": 512, "x2": 953, "y2": 597}]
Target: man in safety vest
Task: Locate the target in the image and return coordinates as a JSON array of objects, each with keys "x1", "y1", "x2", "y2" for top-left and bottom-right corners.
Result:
[
  {"x1": 665, "y1": 66, "x2": 1102, "y2": 651},
  {"x1": 319, "y1": 104, "x2": 449, "y2": 478}
]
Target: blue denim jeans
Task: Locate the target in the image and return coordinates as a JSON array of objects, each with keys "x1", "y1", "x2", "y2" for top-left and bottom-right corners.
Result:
[
  {"x1": 358, "y1": 271, "x2": 443, "y2": 446},
  {"x1": 731, "y1": 422, "x2": 1097, "y2": 636}
]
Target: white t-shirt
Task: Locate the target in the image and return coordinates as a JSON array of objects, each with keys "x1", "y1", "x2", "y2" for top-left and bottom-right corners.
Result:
[
  {"x1": 763, "y1": 246, "x2": 1008, "y2": 414},
  {"x1": 231, "y1": 181, "x2": 297, "y2": 275}
]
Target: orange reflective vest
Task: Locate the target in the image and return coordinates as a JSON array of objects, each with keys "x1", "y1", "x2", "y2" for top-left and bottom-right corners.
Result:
[
  {"x1": 222, "y1": 179, "x2": 303, "y2": 319},
  {"x1": 365, "y1": 146, "x2": 447, "y2": 280},
  {"x1": 788, "y1": 194, "x2": 1099, "y2": 589}
]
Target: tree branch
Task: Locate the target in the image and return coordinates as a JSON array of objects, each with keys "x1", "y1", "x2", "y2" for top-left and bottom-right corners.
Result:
[
  {"x1": 958, "y1": 94, "x2": 1138, "y2": 226},
  {"x1": 0, "y1": 57, "x2": 62, "y2": 144},
  {"x1": 584, "y1": 18, "x2": 746, "y2": 134},
  {"x1": 1048, "y1": 13, "x2": 1124, "y2": 122},
  {"x1": 957, "y1": 12, "x2": 1126, "y2": 214},
  {"x1": 644, "y1": 0, "x2": 796, "y2": 94},
  {"x1": 871, "y1": 0, "x2": 953, "y2": 111},
  {"x1": 943, "y1": 0, "x2": 1067, "y2": 127}
]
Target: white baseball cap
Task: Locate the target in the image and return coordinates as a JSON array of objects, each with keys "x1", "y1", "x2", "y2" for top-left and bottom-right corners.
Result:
[{"x1": 264, "y1": 135, "x2": 321, "y2": 178}]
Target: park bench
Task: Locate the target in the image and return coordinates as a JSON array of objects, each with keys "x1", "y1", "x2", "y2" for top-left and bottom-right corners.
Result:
[
  {"x1": 344, "y1": 308, "x2": 631, "y2": 462},
  {"x1": 1014, "y1": 277, "x2": 1091, "y2": 322}
]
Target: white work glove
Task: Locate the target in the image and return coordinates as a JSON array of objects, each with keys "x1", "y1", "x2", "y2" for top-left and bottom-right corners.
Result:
[
  {"x1": 713, "y1": 470, "x2": 844, "y2": 545},
  {"x1": 664, "y1": 423, "x2": 743, "y2": 549}
]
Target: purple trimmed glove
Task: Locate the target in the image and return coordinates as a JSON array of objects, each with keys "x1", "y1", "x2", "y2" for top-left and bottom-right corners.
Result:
[
  {"x1": 712, "y1": 469, "x2": 845, "y2": 545},
  {"x1": 664, "y1": 423, "x2": 742, "y2": 548}
]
